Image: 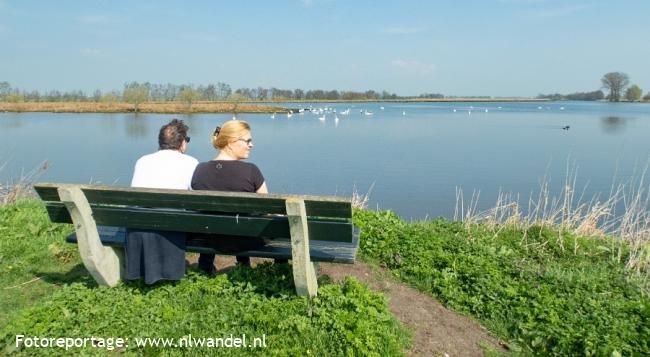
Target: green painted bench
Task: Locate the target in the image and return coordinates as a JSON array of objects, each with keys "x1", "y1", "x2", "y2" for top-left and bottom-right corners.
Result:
[{"x1": 34, "y1": 183, "x2": 360, "y2": 297}]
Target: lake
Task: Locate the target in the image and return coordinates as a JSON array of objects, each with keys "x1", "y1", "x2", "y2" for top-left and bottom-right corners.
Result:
[{"x1": 2, "y1": 101, "x2": 649, "y2": 220}]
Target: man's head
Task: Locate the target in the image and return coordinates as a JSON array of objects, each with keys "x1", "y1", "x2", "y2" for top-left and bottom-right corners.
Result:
[{"x1": 158, "y1": 119, "x2": 190, "y2": 152}]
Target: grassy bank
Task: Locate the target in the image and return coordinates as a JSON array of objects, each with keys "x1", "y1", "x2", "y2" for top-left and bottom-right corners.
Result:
[
  {"x1": 354, "y1": 209, "x2": 650, "y2": 355},
  {"x1": 0, "y1": 102, "x2": 291, "y2": 114},
  {"x1": 0, "y1": 201, "x2": 409, "y2": 356},
  {"x1": 3, "y1": 200, "x2": 649, "y2": 355}
]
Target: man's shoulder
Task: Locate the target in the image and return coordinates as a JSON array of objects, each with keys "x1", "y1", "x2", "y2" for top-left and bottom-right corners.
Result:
[
  {"x1": 134, "y1": 151, "x2": 158, "y2": 165},
  {"x1": 179, "y1": 153, "x2": 199, "y2": 165},
  {"x1": 138, "y1": 150, "x2": 198, "y2": 165}
]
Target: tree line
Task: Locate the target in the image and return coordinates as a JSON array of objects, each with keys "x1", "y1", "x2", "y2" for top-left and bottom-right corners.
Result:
[
  {"x1": 0, "y1": 81, "x2": 413, "y2": 104},
  {"x1": 538, "y1": 72, "x2": 649, "y2": 102}
]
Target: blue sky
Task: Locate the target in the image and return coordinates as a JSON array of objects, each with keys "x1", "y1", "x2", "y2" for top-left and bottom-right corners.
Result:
[{"x1": 1, "y1": 0, "x2": 649, "y2": 97}]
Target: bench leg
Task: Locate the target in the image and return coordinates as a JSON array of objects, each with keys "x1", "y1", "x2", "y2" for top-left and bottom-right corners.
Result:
[
  {"x1": 57, "y1": 186, "x2": 122, "y2": 287},
  {"x1": 286, "y1": 198, "x2": 318, "y2": 297}
]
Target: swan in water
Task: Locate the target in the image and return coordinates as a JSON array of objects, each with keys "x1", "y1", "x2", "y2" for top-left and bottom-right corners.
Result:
[
  {"x1": 364, "y1": 110, "x2": 373, "y2": 116},
  {"x1": 319, "y1": 114, "x2": 326, "y2": 121},
  {"x1": 380, "y1": 106, "x2": 385, "y2": 110},
  {"x1": 453, "y1": 109, "x2": 457, "y2": 112},
  {"x1": 271, "y1": 113, "x2": 275, "y2": 119},
  {"x1": 402, "y1": 111, "x2": 406, "y2": 116},
  {"x1": 287, "y1": 110, "x2": 293, "y2": 118}
]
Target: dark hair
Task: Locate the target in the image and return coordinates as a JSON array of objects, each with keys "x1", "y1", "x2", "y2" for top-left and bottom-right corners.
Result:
[{"x1": 158, "y1": 119, "x2": 189, "y2": 150}]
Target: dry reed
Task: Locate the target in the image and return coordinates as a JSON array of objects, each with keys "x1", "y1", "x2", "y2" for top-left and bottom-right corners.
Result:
[
  {"x1": 454, "y1": 159, "x2": 650, "y2": 284},
  {"x1": 0, "y1": 101, "x2": 289, "y2": 114},
  {"x1": 351, "y1": 182, "x2": 375, "y2": 210},
  {"x1": 1, "y1": 161, "x2": 48, "y2": 206}
]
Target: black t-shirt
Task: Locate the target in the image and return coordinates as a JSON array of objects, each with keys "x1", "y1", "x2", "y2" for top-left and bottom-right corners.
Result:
[{"x1": 191, "y1": 160, "x2": 265, "y2": 193}]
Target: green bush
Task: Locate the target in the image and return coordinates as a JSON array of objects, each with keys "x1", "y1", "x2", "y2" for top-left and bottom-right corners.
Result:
[{"x1": 354, "y1": 209, "x2": 650, "y2": 355}]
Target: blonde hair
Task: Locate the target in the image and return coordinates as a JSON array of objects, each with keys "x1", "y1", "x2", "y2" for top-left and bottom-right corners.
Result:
[{"x1": 212, "y1": 120, "x2": 251, "y2": 150}]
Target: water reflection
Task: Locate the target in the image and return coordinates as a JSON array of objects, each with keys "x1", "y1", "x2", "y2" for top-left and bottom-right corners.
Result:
[
  {"x1": 125, "y1": 114, "x2": 150, "y2": 138},
  {"x1": 3, "y1": 113, "x2": 25, "y2": 128},
  {"x1": 601, "y1": 116, "x2": 627, "y2": 134},
  {"x1": 98, "y1": 114, "x2": 118, "y2": 134}
]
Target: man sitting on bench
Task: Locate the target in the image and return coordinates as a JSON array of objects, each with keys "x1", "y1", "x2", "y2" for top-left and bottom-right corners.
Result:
[{"x1": 127, "y1": 119, "x2": 199, "y2": 284}]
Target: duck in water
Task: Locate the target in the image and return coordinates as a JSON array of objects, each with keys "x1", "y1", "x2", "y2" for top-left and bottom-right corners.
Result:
[{"x1": 562, "y1": 125, "x2": 570, "y2": 130}]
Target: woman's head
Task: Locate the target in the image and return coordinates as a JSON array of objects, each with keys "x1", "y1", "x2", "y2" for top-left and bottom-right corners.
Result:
[{"x1": 212, "y1": 120, "x2": 253, "y2": 160}]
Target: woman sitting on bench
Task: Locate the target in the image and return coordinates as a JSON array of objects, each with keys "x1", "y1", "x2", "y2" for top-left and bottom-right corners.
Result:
[{"x1": 191, "y1": 119, "x2": 285, "y2": 274}]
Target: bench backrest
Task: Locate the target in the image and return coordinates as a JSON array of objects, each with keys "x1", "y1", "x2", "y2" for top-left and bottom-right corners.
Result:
[{"x1": 34, "y1": 183, "x2": 354, "y2": 243}]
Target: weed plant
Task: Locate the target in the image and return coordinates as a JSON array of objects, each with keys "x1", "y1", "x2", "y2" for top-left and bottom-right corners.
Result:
[
  {"x1": 355, "y1": 209, "x2": 650, "y2": 355},
  {"x1": 1, "y1": 202, "x2": 410, "y2": 356}
]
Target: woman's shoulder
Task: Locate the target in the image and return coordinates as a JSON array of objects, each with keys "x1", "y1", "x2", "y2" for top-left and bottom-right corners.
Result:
[
  {"x1": 195, "y1": 160, "x2": 215, "y2": 169},
  {"x1": 196, "y1": 160, "x2": 260, "y2": 171}
]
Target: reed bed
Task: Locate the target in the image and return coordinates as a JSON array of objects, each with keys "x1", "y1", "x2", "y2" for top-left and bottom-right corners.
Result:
[
  {"x1": 0, "y1": 101, "x2": 288, "y2": 114},
  {"x1": 454, "y1": 161, "x2": 650, "y2": 284}
]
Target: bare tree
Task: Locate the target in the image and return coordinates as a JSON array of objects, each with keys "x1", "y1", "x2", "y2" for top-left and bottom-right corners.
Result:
[{"x1": 601, "y1": 72, "x2": 629, "y2": 102}]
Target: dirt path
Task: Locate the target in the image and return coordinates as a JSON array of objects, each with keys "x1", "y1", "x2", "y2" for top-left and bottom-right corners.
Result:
[
  {"x1": 191, "y1": 255, "x2": 504, "y2": 356},
  {"x1": 319, "y1": 261, "x2": 504, "y2": 356}
]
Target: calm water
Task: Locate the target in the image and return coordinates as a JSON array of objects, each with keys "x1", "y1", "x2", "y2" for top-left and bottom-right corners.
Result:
[{"x1": 2, "y1": 101, "x2": 649, "y2": 219}]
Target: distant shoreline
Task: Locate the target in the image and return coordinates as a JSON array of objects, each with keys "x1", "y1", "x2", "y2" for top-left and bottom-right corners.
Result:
[
  {"x1": 260, "y1": 98, "x2": 551, "y2": 103},
  {"x1": 0, "y1": 102, "x2": 291, "y2": 114},
  {"x1": 0, "y1": 98, "x2": 555, "y2": 114}
]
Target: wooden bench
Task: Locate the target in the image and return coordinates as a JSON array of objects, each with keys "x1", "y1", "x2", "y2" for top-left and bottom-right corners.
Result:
[{"x1": 34, "y1": 183, "x2": 360, "y2": 297}]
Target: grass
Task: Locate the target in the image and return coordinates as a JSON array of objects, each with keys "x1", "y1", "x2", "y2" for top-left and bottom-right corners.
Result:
[
  {"x1": 0, "y1": 201, "x2": 87, "y2": 328},
  {"x1": 454, "y1": 160, "x2": 650, "y2": 288},
  {"x1": 354, "y1": 208, "x2": 650, "y2": 355},
  {"x1": 0, "y1": 200, "x2": 410, "y2": 356}
]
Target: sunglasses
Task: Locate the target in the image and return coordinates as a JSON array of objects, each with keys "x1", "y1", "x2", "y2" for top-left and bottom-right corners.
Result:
[{"x1": 237, "y1": 138, "x2": 253, "y2": 145}]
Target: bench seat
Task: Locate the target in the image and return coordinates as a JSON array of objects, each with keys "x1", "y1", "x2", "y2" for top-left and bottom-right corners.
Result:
[{"x1": 66, "y1": 226, "x2": 360, "y2": 264}]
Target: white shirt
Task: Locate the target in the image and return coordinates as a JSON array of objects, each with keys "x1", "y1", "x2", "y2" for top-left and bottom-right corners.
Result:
[{"x1": 131, "y1": 150, "x2": 199, "y2": 189}]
